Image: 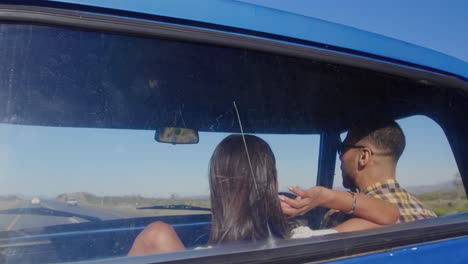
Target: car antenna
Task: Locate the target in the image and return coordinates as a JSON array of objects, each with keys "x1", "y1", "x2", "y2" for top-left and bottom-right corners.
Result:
[
  {"x1": 232, "y1": 101, "x2": 259, "y2": 193},
  {"x1": 233, "y1": 101, "x2": 276, "y2": 247}
]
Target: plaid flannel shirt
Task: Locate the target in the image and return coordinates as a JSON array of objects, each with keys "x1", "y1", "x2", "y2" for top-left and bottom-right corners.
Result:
[{"x1": 321, "y1": 179, "x2": 437, "y2": 229}]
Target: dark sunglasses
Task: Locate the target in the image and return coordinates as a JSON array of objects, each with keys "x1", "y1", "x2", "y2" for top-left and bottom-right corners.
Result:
[{"x1": 337, "y1": 143, "x2": 369, "y2": 157}]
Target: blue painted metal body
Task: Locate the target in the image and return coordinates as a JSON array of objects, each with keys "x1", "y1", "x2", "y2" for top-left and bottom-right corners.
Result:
[
  {"x1": 327, "y1": 236, "x2": 468, "y2": 264},
  {"x1": 47, "y1": 0, "x2": 468, "y2": 80}
]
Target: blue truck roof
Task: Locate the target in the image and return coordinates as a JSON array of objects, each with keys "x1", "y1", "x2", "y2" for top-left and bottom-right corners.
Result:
[{"x1": 47, "y1": 0, "x2": 468, "y2": 80}]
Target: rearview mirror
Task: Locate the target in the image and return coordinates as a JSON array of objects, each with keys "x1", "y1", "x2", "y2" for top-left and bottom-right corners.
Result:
[{"x1": 155, "y1": 127, "x2": 199, "y2": 144}]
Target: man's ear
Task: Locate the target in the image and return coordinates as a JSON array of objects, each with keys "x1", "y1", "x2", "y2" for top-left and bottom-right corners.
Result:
[{"x1": 358, "y1": 148, "x2": 372, "y2": 166}]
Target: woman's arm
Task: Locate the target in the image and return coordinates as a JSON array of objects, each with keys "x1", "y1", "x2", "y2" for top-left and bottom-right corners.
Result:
[{"x1": 279, "y1": 186, "x2": 399, "y2": 226}]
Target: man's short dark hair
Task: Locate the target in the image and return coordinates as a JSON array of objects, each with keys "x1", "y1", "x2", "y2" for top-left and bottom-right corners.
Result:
[{"x1": 347, "y1": 118, "x2": 406, "y2": 162}]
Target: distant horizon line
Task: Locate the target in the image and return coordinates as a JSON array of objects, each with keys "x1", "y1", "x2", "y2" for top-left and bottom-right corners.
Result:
[{"x1": 1, "y1": 179, "x2": 460, "y2": 199}]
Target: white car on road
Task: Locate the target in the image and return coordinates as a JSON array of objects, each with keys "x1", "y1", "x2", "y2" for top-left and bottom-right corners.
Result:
[
  {"x1": 66, "y1": 199, "x2": 78, "y2": 206},
  {"x1": 31, "y1": 197, "x2": 41, "y2": 205}
]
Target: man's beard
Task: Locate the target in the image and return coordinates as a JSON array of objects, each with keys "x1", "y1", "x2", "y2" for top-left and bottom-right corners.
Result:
[{"x1": 342, "y1": 173, "x2": 357, "y2": 192}]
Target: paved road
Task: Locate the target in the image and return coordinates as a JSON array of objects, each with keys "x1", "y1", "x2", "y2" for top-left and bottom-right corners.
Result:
[{"x1": 0, "y1": 199, "x2": 138, "y2": 231}]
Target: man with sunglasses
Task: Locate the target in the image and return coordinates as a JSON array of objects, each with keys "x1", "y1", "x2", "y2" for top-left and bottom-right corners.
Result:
[{"x1": 281, "y1": 118, "x2": 436, "y2": 230}]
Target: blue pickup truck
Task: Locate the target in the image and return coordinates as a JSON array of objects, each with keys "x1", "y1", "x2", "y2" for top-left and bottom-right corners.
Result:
[{"x1": 0, "y1": 1, "x2": 467, "y2": 263}]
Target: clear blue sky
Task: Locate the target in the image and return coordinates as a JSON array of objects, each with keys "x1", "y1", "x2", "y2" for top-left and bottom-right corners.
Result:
[{"x1": 0, "y1": 1, "x2": 465, "y2": 198}]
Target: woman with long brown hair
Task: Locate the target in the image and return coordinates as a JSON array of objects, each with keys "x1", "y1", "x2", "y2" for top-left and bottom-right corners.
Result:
[{"x1": 207, "y1": 134, "x2": 289, "y2": 243}]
